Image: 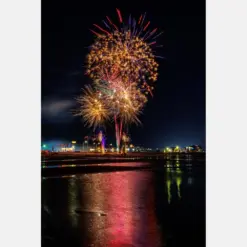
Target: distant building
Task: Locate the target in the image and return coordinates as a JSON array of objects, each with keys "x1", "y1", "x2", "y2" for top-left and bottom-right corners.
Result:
[
  {"x1": 41, "y1": 140, "x2": 82, "y2": 152},
  {"x1": 186, "y1": 145, "x2": 203, "y2": 152}
]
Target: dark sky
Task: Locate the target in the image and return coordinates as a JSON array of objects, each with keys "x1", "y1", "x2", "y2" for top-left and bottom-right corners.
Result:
[{"x1": 42, "y1": 0, "x2": 205, "y2": 148}]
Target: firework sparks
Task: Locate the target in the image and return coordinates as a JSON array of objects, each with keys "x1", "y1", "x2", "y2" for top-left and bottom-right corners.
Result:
[
  {"x1": 86, "y1": 32, "x2": 159, "y2": 93},
  {"x1": 86, "y1": 9, "x2": 161, "y2": 95},
  {"x1": 93, "y1": 78, "x2": 146, "y2": 150},
  {"x1": 74, "y1": 85, "x2": 110, "y2": 130},
  {"x1": 94, "y1": 79, "x2": 147, "y2": 125}
]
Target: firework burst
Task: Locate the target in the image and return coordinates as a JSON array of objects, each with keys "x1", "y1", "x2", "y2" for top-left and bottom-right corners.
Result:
[
  {"x1": 86, "y1": 9, "x2": 162, "y2": 96},
  {"x1": 86, "y1": 31, "x2": 159, "y2": 96},
  {"x1": 74, "y1": 85, "x2": 110, "y2": 130},
  {"x1": 94, "y1": 79, "x2": 147, "y2": 125}
]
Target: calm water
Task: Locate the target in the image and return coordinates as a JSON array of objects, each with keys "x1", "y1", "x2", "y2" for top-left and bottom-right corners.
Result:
[{"x1": 42, "y1": 162, "x2": 205, "y2": 247}]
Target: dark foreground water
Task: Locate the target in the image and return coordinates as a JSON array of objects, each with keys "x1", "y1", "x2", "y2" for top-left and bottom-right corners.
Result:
[{"x1": 42, "y1": 162, "x2": 205, "y2": 247}]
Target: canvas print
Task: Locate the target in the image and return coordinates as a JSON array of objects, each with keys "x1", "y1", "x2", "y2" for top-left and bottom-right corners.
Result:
[{"x1": 42, "y1": 1, "x2": 205, "y2": 246}]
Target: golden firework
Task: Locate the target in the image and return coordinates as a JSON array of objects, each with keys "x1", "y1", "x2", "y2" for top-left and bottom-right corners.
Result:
[
  {"x1": 74, "y1": 85, "x2": 110, "y2": 130},
  {"x1": 86, "y1": 31, "x2": 158, "y2": 96}
]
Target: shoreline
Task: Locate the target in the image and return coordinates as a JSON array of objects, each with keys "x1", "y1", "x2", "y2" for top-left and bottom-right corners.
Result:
[
  {"x1": 42, "y1": 151, "x2": 205, "y2": 161},
  {"x1": 41, "y1": 152, "x2": 205, "y2": 177}
]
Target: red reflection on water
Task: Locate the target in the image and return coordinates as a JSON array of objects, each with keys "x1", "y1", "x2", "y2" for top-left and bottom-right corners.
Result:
[{"x1": 79, "y1": 166, "x2": 161, "y2": 247}]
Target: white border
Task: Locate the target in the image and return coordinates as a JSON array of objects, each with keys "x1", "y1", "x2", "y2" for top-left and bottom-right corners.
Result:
[
  {"x1": 207, "y1": 0, "x2": 247, "y2": 247},
  {"x1": 0, "y1": 0, "x2": 41, "y2": 246}
]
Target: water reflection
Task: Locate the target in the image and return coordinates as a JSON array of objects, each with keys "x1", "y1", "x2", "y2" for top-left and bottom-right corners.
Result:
[
  {"x1": 77, "y1": 171, "x2": 161, "y2": 246},
  {"x1": 188, "y1": 177, "x2": 193, "y2": 185},
  {"x1": 42, "y1": 167, "x2": 161, "y2": 246},
  {"x1": 42, "y1": 161, "x2": 203, "y2": 247},
  {"x1": 165, "y1": 160, "x2": 183, "y2": 203},
  {"x1": 68, "y1": 177, "x2": 79, "y2": 227},
  {"x1": 166, "y1": 179, "x2": 172, "y2": 204}
]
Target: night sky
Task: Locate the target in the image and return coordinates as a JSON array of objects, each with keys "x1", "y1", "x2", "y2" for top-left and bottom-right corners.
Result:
[{"x1": 42, "y1": 0, "x2": 205, "y2": 148}]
